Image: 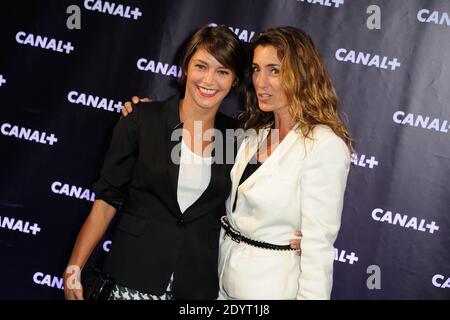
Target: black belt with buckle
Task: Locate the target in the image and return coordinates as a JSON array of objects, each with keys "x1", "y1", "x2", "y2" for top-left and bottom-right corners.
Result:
[{"x1": 220, "y1": 216, "x2": 295, "y2": 251}]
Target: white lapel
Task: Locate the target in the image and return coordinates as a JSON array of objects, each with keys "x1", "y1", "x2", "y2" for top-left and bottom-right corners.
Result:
[
  {"x1": 229, "y1": 126, "x2": 301, "y2": 212},
  {"x1": 229, "y1": 129, "x2": 267, "y2": 211},
  {"x1": 240, "y1": 127, "x2": 300, "y2": 190}
]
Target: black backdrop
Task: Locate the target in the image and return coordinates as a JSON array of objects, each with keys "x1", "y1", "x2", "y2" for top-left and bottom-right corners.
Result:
[{"x1": 0, "y1": 0, "x2": 449, "y2": 299}]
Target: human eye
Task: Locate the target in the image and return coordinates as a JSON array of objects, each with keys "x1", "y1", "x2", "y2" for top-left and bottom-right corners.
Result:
[
  {"x1": 252, "y1": 65, "x2": 259, "y2": 73},
  {"x1": 218, "y1": 69, "x2": 230, "y2": 76},
  {"x1": 195, "y1": 64, "x2": 206, "y2": 70},
  {"x1": 271, "y1": 67, "x2": 280, "y2": 75}
]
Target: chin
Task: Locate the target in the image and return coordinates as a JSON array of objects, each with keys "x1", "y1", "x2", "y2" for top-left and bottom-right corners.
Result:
[
  {"x1": 258, "y1": 102, "x2": 274, "y2": 113},
  {"x1": 196, "y1": 98, "x2": 220, "y2": 110}
]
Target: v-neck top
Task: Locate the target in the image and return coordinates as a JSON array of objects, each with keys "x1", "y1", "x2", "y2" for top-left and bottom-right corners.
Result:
[
  {"x1": 229, "y1": 126, "x2": 301, "y2": 213},
  {"x1": 232, "y1": 156, "x2": 262, "y2": 212}
]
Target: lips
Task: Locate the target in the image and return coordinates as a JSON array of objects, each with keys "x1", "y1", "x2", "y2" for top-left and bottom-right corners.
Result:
[
  {"x1": 198, "y1": 86, "x2": 218, "y2": 97},
  {"x1": 257, "y1": 93, "x2": 272, "y2": 101}
]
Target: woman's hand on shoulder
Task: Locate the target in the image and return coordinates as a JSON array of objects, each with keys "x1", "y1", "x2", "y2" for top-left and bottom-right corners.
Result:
[{"x1": 121, "y1": 96, "x2": 152, "y2": 117}]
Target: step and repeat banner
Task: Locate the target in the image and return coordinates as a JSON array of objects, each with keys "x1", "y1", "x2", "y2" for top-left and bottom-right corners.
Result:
[{"x1": 0, "y1": 0, "x2": 449, "y2": 299}]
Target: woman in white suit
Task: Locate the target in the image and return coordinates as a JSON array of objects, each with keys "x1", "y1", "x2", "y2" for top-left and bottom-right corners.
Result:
[{"x1": 218, "y1": 27, "x2": 353, "y2": 300}]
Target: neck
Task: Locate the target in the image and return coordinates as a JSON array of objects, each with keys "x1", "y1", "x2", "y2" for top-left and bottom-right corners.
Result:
[
  {"x1": 273, "y1": 107, "x2": 296, "y2": 138},
  {"x1": 180, "y1": 97, "x2": 217, "y2": 129}
]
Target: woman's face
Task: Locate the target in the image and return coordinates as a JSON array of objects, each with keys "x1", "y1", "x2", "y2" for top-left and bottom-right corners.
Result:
[
  {"x1": 184, "y1": 48, "x2": 235, "y2": 112},
  {"x1": 252, "y1": 45, "x2": 289, "y2": 113}
]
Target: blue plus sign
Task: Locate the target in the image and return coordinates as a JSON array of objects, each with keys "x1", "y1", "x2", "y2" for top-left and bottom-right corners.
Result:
[
  {"x1": 63, "y1": 42, "x2": 74, "y2": 54},
  {"x1": 426, "y1": 221, "x2": 439, "y2": 234},
  {"x1": 46, "y1": 134, "x2": 58, "y2": 145},
  {"x1": 130, "y1": 7, "x2": 142, "y2": 20},
  {"x1": 365, "y1": 156, "x2": 379, "y2": 169},
  {"x1": 114, "y1": 101, "x2": 123, "y2": 113},
  {"x1": 29, "y1": 223, "x2": 41, "y2": 235},
  {"x1": 346, "y1": 252, "x2": 359, "y2": 264},
  {"x1": 388, "y1": 58, "x2": 401, "y2": 70},
  {"x1": 332, "y1": 0, "x2": 345, "y2": 8}
]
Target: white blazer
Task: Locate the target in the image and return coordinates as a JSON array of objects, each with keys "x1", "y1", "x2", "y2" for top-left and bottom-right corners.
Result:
[{"x1": 218, "y1": 125, "x2": 350, "y2": 300}]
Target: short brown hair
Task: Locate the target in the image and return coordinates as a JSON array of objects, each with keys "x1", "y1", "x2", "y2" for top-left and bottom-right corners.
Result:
[{"x1": 179, "y1": 25, "x2": 247, "y2": 88}]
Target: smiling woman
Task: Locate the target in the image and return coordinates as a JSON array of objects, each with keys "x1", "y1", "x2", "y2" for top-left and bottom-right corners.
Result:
[
  {"x1": 183, "y1": 50, "x2": 235, "y2": 112},
  {"x1": 62, "y1": 25, "x2": 249, "y2": 300}
]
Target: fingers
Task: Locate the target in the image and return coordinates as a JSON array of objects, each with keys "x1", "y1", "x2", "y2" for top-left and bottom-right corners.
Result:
[
  {"x1": 289, "y1": 241, "x2": 302, "y2": 255},
  {"x1": 131, "y1": 96, "x2": 140, "y2": 104},
  {"x1": 290, "y1": 239, "x2": 300, "y2": 249},
  {"x1": 65, "y1": 289, "x2": 83, "y2": 300},
  {"x1": 125, "y1": 101, "x2": 134, "y2": 112},
  {"x1": 290, "y1": 229, "x2": 303, "y2": 253},
  {"x1": 121, "y1": 102, "x2": 130, "y2": 116},
  {"x1": 132, "y1": 96, "x2": 151, "y2": 104},
  {"x1": 63, "y1": 266, "x2": 82, "y2": 299},
  {"x1": 74, "y1": 289, "x2": 84, "y2": 300},
  {"x1": 123, "y1": 96, "x2": 151, "y2": 118}
]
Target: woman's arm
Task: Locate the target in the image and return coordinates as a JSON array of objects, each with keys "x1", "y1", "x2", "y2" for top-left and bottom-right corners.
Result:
[
  {"x1": 64, "y1": 105, "x2": 140, "y2": 300},
  {"x1": 297, "y1": 132, "x2": 351, "y2": 300},
  {"x1": 63, "y1": 200, "x2": 116, "y2": 300}
]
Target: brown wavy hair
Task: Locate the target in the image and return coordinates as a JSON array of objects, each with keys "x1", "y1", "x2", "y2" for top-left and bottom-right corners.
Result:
[{"x1": 240, "y1": 26, "x2": 353, "y2": 151}]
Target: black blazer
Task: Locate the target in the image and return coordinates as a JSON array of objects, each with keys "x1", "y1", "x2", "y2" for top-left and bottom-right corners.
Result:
[{"x1": 92, "y1": 94, "x2": 239, "y2": 299}]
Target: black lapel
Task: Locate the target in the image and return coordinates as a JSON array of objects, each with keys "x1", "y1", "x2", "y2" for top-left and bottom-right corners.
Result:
[
  {"x1": 182, "y1": 113, "x2": 232, "y2": 221},
  {"x1": 165, "y1": 94, "x2": 183, "y2": 216},
  {"x1": 164, "y1": 99, "x2": 236, "y2": 221}
]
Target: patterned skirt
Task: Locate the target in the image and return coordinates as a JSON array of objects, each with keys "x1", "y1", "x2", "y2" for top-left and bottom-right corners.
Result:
[{"x1": 108, "y1": 274, "x2": 174, "y2": 300}]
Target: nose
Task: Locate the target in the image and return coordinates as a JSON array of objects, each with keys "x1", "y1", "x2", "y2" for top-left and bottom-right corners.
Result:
[
  {"x1": 254, "y1": 71, "x2": 268, "y2": 90},
  {"x1": 203, "y1": 69, "x2": 215, "y2": 85}
]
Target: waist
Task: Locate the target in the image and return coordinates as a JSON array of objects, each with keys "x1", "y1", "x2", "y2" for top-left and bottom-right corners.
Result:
[{"x1": 220, "y1": 216, "x2": 295, "y2": 251}]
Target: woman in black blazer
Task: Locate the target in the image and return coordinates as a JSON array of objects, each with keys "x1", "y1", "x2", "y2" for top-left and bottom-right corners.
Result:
[{"x1": 63, "y1": 25, "x2": 247, "y2": 300}]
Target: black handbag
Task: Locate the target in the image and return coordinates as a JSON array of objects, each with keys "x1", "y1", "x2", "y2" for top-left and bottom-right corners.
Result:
[{"x1": 81, "y1": 266, "x2": 115, "y2": 300}]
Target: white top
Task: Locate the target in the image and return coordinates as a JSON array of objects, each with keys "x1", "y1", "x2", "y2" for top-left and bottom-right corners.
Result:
[{"x1": 177, "y1": 139, "x2": 212, "y2": 213}]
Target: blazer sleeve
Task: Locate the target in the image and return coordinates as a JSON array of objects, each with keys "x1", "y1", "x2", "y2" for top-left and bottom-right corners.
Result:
[
  {"x1": 91, "y1": 112, "x2": 139, "y2": 210},
  {"x1": 297, "y1": 133, "x2": 350, "y2": 300}
]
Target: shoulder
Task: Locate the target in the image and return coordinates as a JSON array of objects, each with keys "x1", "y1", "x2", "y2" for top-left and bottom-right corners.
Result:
[
  {"x1": 307, "y1": 125, "x2": 350, "y2": 159},
  {"x1": 310, "y1": 124, "x2": 336, "y2": 139},
  {"x1": 128, "y1": 95, "x2": 178, "y2": 125},
  {"x1": 310, "y1": 125, "x2": 344, "y2": 144},
  {"x1": 132, "y1": 99, "x2": 166, "y2": 117}
]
